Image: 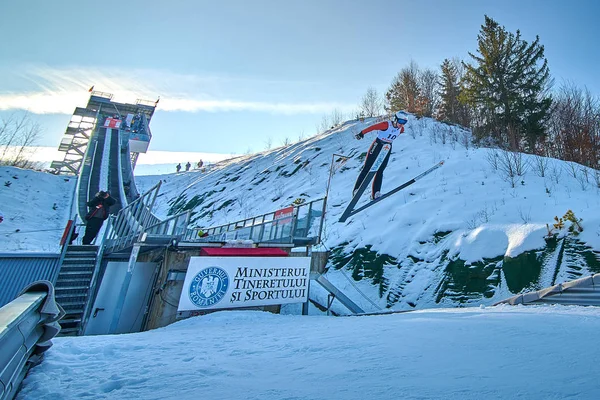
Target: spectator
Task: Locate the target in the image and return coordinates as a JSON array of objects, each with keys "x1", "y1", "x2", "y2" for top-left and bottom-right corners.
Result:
[
  {"x1": 197, "y1": 159, "x2": 204, "y2": 169},
  {"x1": 82, "y1": 191, "x2": 116, "y2": 245},
  {"x1": 176, "y1": 163, "x2": 182, "y2": 173},
  {"x1": 185, "y1": 162, "x2": 191, "y2": 171}
]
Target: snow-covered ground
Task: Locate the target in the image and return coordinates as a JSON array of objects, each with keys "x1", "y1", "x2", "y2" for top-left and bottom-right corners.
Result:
[
  {"x1": 0, "y1": 167, "x2": 75, "y2": 252},
  {"x1": 18, "y1": 306, "x2": 600, "y2": 400}
]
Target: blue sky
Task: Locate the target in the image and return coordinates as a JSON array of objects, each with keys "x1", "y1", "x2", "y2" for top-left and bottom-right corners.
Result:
[{"x1": 1, "y1": 0, "x2": 599, "y2": 156}]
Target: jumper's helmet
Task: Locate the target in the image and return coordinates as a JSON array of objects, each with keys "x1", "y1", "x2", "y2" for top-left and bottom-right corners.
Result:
[{"x1": 394, "y1": 111, "x2": 408, "y2": 125}]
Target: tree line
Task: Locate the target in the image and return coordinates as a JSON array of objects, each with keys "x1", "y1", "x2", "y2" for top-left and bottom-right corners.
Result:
[{"x1": 359, "y1": 15, "x2": 599, "y2": 169}]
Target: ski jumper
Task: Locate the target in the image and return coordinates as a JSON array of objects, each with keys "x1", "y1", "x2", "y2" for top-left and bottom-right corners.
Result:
[{"x1": 353, "y1": 121, "x2": 404, "y2": 197}]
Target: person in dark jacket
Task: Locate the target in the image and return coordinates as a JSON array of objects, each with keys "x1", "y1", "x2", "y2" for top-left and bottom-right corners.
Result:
[{"x1": 82, "y1": 191, "x2": 116, "y2": 245}]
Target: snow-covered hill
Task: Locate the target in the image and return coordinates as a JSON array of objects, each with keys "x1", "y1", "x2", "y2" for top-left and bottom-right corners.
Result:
[
  {"x1": 2, "y1": 114, "x2": 599, "y2": 310},
  {"x1": 0, "y1": 167, "x2": 75, "y2": 252},
  {"x1": 135, "y1": 114, "x2": 600, "y2": 312}
]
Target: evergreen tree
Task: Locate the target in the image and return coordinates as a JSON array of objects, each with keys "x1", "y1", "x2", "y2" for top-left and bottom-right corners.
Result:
[
  {"x1": 461, "y1": 16, "x2": 552, "y2": 150},
  {"x1": 437, "y1": 59, "x2": 461, "y2": 124}
]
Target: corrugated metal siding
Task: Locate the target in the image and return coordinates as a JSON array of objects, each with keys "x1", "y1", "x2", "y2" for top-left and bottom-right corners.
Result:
[
  {"x1": 536, "y1": 287, "x2": 600, "y2": 306},
  {"x1": 497, "y1": 273, "x2": 600, "y2": 307},
  {"x1": 0, "y1": 253, "x2": 61, "y2": 308}
]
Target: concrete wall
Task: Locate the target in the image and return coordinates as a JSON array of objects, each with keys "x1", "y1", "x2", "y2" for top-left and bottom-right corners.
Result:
[{"x1": 144, "y1": 248, "x2": 199, "y2": 330}]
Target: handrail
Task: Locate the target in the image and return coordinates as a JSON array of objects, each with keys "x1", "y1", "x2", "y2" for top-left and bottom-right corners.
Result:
[
  {"x1": 116, "y1": 129, "x2": 128, "y2": 209},
  {"x1": 90, "y1": 91, "x2": 113, "y2": 100},
  {"x1": 102, "y1": 181, "x2": 162, "y2": 252},
  {"x1": 184, "y1": 197, "x2": 326, "y2": 245},
  {"x1": 143, "y1": 211, "x2": 191, "y2": 237},
  {"x1": 0, "y1": 281, "x2": 64, "y2": 400}
]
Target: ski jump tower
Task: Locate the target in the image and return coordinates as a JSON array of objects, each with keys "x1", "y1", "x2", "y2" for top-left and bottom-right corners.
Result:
[{"x1": 50, "y1": 91, "x2": 157, "y2": 175}]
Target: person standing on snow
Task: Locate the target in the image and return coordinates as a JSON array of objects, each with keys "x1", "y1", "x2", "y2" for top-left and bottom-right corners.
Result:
[
  {"x1": 82, "y1": 191, "x2": 116, "y2": 245},
  {"x1": 352, "y1": 111, "x2": 409, "y2": 200},
  {"x1": 0, "y1": 209, "x2": 4, "y2": 223}
]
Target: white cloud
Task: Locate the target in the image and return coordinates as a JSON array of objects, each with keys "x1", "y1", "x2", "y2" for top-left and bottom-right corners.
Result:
[
  {"x1": 0, "y1": 66, "x2": 356, "y2": 115},
  {"x1": 160, "y1": 98, "x2": 354, "y2": 114}
]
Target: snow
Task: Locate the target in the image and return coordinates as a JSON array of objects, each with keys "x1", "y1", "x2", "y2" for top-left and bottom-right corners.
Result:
[
  {"x1": 18, "y1": 306, "x2": 600, "y2": 400},
  {"x1": 3, "y1": 114, "x2": 600, "y2": 398},
  {"x1": 133, "y1": 115, "x2": 600, "y2": 311},
  {"x1": 0, "y1": 167, "x2": 75, "y2": 252}
]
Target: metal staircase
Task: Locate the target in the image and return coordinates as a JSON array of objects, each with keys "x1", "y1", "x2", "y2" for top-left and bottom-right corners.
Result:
[{"x1": 54, "y1": 245, "x2": 99, "y2": 336}]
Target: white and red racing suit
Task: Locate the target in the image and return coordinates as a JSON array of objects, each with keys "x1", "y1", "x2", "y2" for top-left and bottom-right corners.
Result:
[{"x1": 353, "y1": 121, "x2": 405, "y2": 198}]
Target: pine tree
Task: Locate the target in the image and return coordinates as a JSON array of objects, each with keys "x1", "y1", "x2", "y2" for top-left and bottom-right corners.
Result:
[
  {"x1": 437, "y1": 59, "x2": 461, "y2": 124},
  {"x1": 461, "y1": 16, "x2": 552, "y2": 150}
]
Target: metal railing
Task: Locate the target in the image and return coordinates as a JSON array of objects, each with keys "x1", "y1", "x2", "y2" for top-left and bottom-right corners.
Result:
[
  {"x1": 90, "y1": 91, "x2": 113, "y2": 100},
  {"x1": 143, "y1": 212, "x2": 191, "y2": 238},
  {"x1": 103, "y1": 182, "x2": 161, "y2": 252},
  {"x1": 136, "y1": 98, "x2": 157, "y2": 107},
  {"x1": 103, "y1": 181, "x2": 191, "y2": 252},
  {"x1": 183, "y1": 197, "x2": 326, "y2": 246},
  {"x1": 0, "y1": 281, "x2": 64, "y2": 400}
]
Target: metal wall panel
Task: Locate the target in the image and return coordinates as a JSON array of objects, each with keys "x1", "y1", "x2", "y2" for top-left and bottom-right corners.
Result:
[
  {"x1": 0, "y1": 253, "x2": 61, "y2": 308},
  {"x1": 497, "y1": 273, "x2": 600, "y2": 307}
]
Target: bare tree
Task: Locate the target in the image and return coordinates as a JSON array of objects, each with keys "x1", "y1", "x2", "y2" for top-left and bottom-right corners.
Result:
[
  {"x1": 385, "y1": 60, "x2": 420, "y2": 114},
  {"x1": 330, "y1": 109, "x2": 344, "y2": 126},
  {"x1": 531, "y1": 154, "x2": 549, "y2": 177},
  {"x1": 264, "y1": 137, "x2": 273, "y2": 150},
  {"x1": 546, "y1": 82, "x2": 599, "y2": 168},
  {"x1": 298, "y1": 130, "x2": 306, "y2": 142},
  {"x1": 319, "y1": 109, "x2": 344, "y2": 133},
  {"x1": 359, "y1": 87, "x2": 383, "y2": 117},
  {"x1": 497, "y1": 149, "x2": 528, "y2": 187},
  {"x1": 318, "y1": 115, "x2": 330, "y2": 133},
  {"x1": 417, "y1": 68, "x2": 439, "y2": 117},
  {"x1": 0, "y1": 113, "x2": 42, "y2": 169}
]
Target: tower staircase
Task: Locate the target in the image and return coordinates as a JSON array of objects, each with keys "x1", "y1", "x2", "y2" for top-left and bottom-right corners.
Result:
[{"x1": 54, "y1": 245, "x2": 99, "y2": 336}]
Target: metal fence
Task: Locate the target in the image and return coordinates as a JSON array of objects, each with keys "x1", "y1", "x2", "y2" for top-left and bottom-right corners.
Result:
[
  {"x1": 0, "y1": 254, "x2": 61, "y2": 308},
  {"x1": 182, "y1": 197, "x2": 326, "y2": 246},
  {"x1": 143, "y1": 212, "x2": 191, "y2": 238}
]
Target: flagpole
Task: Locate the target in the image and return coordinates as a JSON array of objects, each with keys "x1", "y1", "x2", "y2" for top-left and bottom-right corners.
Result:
[
  {"x1": 320, "y1": 153, "x2": 350, "y2": 242},
  {"x1": 326, "y1": 153, "x2": 350, "y2": 199}
]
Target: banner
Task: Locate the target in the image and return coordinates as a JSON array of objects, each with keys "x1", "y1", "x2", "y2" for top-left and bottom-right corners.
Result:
[
  {"x1": 274, "y1": 206, "x2": 294, "y2": 225},
  {"x1": 104, "y1": 118, "x2": 121, "y2": 129},
  {"x1": 178, "y1": 256, "x2": 310, "y2": 311}
]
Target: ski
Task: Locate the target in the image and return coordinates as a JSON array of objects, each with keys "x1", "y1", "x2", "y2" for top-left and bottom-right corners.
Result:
[
  {"x1": 346, "y1": 160, "x2": 444, "y2": 219},
  {"x1": 338, "y1": 144, "x2": 391, "y2": 223}
]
